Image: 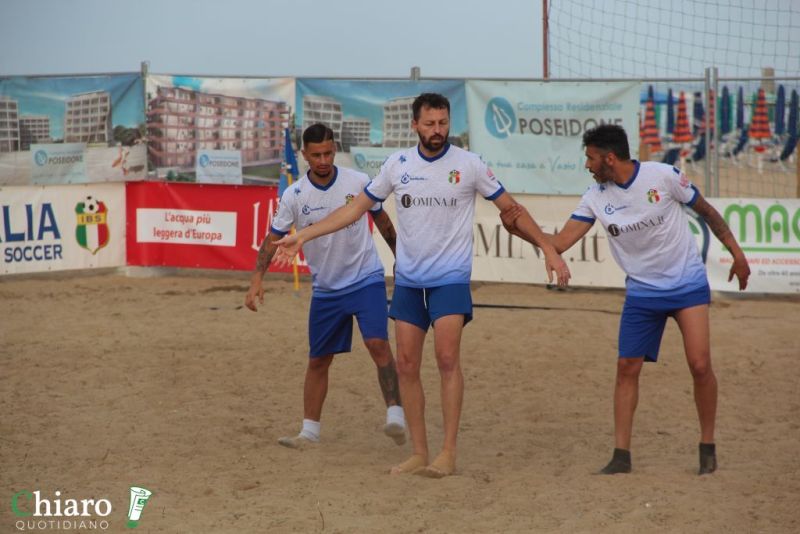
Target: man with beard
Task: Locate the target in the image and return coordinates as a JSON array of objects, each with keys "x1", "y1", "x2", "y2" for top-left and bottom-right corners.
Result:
[
  {"x1": 501, "y1": 124, "x2": 750, "y2": 475},
  {"x1": 273, "y1": 93, "x2": 570, "y2": 477},
  {"x1": 245, "y1": 123, "x2": 406, "y2": 450}
]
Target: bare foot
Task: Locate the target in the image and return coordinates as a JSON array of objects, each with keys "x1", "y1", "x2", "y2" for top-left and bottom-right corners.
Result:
[
  {"x1": 389, "y1": 454, "x2": 427, "y2": 475},
  {"x1": 416, "y1": 450, "x2": 456, "y2": 478}
]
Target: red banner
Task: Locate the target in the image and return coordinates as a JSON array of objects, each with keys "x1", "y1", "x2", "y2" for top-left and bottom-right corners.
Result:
[{"x1": 125, "y1": 181, "x2": 308, "y2": 273}]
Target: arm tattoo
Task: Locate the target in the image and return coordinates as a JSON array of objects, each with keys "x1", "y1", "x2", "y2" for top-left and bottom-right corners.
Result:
[
  {"x1": 373, "y1": 212, "x2": 397, "y2": 254},
  {"x1": 695, "y1": 199, "x2": 736, "y2": 251},
  {"x1": 255, "y1": 236, "x2": 279, "y2": 274},
  {"x1": 377, "y1": 360, "x2": 401, "y2": 406}
]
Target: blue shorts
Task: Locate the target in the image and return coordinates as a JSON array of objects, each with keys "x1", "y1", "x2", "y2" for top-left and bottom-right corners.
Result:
[
  {"x1": 619, "y1": 284, "x2": 711, "y2": 362},
  {"x1": 389, "y1": 284, "x2": 473, "y2": 331},
  {"x1": 308, "y1": 282, "x2": 389, "y2": 358}
]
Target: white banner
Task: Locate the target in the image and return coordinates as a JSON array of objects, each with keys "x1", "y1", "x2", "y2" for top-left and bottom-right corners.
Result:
[
  {"x1": 195, "y1": 149, "x2": 243, "y2": 184},
  {"x1": 135, "y1": 208, "x2": 237, "y2": 246},
  {"x1": 0, "y1": 184, "x2": 126, "y2": 275},
  {"x1": 30, "y1": 143, "x2": 87, "y2": 184},
  {"x1": 372, "y1": 195, "x2": 799, "y2": 294},
  {"x1": 466, "y1": 81, "x2": 640, "y2": 194}
]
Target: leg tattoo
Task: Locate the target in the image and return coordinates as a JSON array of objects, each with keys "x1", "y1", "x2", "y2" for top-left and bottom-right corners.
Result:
[{"x1": 378, "y1": 360, "x2": 401, "y2": 406}]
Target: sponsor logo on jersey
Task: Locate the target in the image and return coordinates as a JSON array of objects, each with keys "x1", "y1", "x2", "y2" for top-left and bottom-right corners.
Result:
[
  {"x1": 607, "y1": 215, "x2": 666, "y2": 237},
  {"x1": 400, "y1": 194, "x2": 458, "y2": 209}
]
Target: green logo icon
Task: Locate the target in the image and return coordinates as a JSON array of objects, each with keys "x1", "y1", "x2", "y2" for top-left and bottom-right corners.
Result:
[{"x1": 126, "y1": 487, "x2": 152, "y2": 528}]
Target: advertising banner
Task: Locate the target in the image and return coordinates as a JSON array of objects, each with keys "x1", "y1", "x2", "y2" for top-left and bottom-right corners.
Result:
[
  {"x1": 145, "y1": 75, "x2": 294, "y2": 184},
  {"x1": 0, "y1": 74, "x2": 146, "y2": 185},
  {"x1": 373, "y1": 194, "x2": 797, "y2": 294},
  {"x1": 126, "y1": 181, "x2": 308, "y2": 273},
  {"x1": 30, "y1": 143, "x2": 87, "y2": 184},
  {"x1": 195, "y1": 149, "x2": 243, "y2": 184},
  {"x1": 466, "y1": 81, "x2": 640, "y2": 194},
  {"x1": 295, "y1": 79, "x2": 466, "y2": 176},
  {"x1": 0, "y1": 184, "x2": 126, "y2": 275},
  {"x1": 705, "y1": 198, "x2": 800, "y2": 293}
]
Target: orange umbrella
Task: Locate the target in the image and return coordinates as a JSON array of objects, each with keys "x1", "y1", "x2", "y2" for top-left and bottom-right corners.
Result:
[
  {"x1": 749, "y1": 88, "x2": 771, "y2": 139},
  {"x1": 640, "y1": 98, "x2": 663, "y2": 152},
  {"x1": 672, "y1": 91, "x2": 693, "y2": 143}
]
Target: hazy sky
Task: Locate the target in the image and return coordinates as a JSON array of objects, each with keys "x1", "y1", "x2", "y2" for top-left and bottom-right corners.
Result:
[
  {"x1": 0, "y1": 0, "x2": 543, "y2": 79},
  {"x1": 1, "y1": 0, "x2": 798, "y2": 81}
]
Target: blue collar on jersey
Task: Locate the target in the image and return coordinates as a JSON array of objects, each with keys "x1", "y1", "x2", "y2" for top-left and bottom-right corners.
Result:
[
  {"x1": 617, "y1": 160, "x2": 641, "y2": 189},
  {"x1": 307, "y1": 165, "x2": 339, "y2": 191},
  {"x1": 417, "y1": 143, "x2": 450, "y2": 163}
]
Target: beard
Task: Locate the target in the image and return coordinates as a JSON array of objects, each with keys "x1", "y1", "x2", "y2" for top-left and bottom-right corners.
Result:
[{"x1": 418, "y1": 130, "x2": 449, "y2": 153}]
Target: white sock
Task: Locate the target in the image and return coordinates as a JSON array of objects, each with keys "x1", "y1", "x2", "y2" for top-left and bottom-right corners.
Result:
[
  {"x1": 386, "y1": 406, "x2": 405, "y2": 427},
  {"x1": 299, "y1": 419, "x2": 320, "y2": 442}
]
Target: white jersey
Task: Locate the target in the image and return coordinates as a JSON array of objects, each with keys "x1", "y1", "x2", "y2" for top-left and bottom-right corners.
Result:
[
  {"x1": 271, "y1": 166, "x2": 384, "y2": 296},
  {"x1": 365, "y1": 143, "x2": 504, "y2": 287},
  {"x1": 571, "y1": 160, "x2": 708, "y2": 296}
]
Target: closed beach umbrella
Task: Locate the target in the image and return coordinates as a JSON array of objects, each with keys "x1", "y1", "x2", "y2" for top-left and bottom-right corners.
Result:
[
  {"x1": 666, "y1": 88, "x2": 675, "y2": 134},
  {"x1": 775, "y1": 85, "x2": 786, "y2": 136},
  {"x1": 672, "y1": 92, "x2": 693, "y2": 143},
  {"x1": 720, "y1": 86, "x2": 731, "y2": 135},
  {"x1": 749, "y1": 88, "x2": 771, "y2": 139},
  {"x1": 736, "y1": 86, "x2": 745, "y2": 130},
  {"x1": 787, "y1": 89, "x2": 798, "y2": 137},
  {"x1": 692, "y1": 91, "x2": 705, "y2": 135}
]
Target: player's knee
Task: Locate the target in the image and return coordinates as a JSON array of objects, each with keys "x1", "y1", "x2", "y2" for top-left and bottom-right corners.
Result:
[
  {"x1": 396, "y1": 352, "x2": 421, "y2": 376},
  {"x1": 688, "y1": 357, "x2": 713, "y2": 381},
  {"x1": 435, "y1": 350, "x2": 460, "y2": 374},
  {"x1": 363, "y1": 338, "x2": 392, "y2": 363},
  {"x1": 308, "y1": 355, "x2": 333, "y2": 372},
  {"x1": 616, "y1": 358, "x2": 643, "y2": 379}
]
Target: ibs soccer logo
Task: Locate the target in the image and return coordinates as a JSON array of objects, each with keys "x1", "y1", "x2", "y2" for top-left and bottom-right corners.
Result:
[
  {"x1": 75, "y1": 195, "x2": 109, "y2": 255},
  {"x1": 485, "y1": 97, "x2": 516, "y2": 139},
  {"x1": 647, "y1": 188, "x2": 661, "y2": 203},
  {"x1": 448, "y1": 170, "x2": 461, "y2": 184}
]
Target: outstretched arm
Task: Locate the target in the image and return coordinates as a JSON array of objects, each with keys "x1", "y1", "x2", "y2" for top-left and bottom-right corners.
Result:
[
  {"x1": 500, "y1": 204, "x2": 592, "y2": 254},
  {"x1": 493, "y1": 192, "x2": 571, "y2": 286},
  {"x1": 371, "y1": 209, "x2": 397, "y2": 257},
  {"x1": 245, "y1": 232, "x2": 281, "y2": 311},
  {"x1": 274, "y1": 192, "x2": 374, "y2": 266},
  {"x1": 691, "y1": 194, "x2": 750, "y2": 290}
]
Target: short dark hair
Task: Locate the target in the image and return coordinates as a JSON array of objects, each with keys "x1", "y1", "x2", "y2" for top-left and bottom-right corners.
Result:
[
  {"x1": 582, "y1": 124, "x2": 631, "y2": 161},
  {"x1": 412, "y1": 93, "x2": 450, "y2": 121},
  {"x1": 302, "y1": 123, "x2": 334, "y2": 147}
]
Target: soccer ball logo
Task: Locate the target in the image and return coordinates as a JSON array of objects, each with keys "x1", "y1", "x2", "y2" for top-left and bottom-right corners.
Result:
[{"x1": 83, "y1": 195, "x2": 99, "y2": 214}]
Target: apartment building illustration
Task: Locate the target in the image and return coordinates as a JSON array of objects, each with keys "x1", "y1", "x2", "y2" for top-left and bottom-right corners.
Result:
[
  {"x1": 19, "y1": 115, "x2": 52, "y2": 150},
  {"x1": 0, "y1": 96, "x2": 20, "y2": 152},
  {"x1": 341, "y1": 117, "x2": 371, "y2": 151},
  {"x1": 64, "y1": 90, "x2": 112, "y2": 144},
  {"x1": 302, "y1": 95, "x2": 343, "y2": 150},
  {"x1": 382, "y1": 96, "x2": 416, "y2": 148},
  {"x1": 147, "y1": 86, "x2": 288, "y2": 169}
]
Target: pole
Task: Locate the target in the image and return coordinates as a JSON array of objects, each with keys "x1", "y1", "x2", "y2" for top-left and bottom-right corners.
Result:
[{"x1": 542, "y1": 0, "x2": 549, "y2": 79}]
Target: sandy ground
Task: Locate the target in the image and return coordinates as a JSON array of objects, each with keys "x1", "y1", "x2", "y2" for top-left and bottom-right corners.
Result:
[{"x1": 1, "y1": 270, "x2": 799, "y2": 533}]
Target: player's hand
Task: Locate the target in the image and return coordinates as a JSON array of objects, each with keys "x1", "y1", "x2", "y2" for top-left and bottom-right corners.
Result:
[
  {"x1": 499, "y1": 204, "x2": 523, "y2": 235},
  {"x1": 729, "y1": 254, "x2": 750, "y2": 290},
  {"x1": 273, "y1": 234, "x2": 302, "y2": 267},
  {"x1": 544, "y1": 250, "x2": 571, "y2": 287},
  {"x1": 245, "y1": 276, "x2": 264, "y2": 311}
]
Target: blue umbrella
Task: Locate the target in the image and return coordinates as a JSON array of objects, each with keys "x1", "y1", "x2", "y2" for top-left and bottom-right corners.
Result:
[
  {"x1": 720, "y1": 86, "x2": 731, "y2": 135},
  {"x1": 788, "y1": 89, "x2": 798, "y2": 137},
  {"x1": 736, "y1": 86, "x2": 745, "y2": 130},
  {"x1": 693, "y1": 91, "x2": 705, "y2": 135},
  {"x1": 666, "y1": 88, "x2": 675, "y2": 134},
  {"x1": 775, "y1": 85, "x2": 786, "y2": 136}
]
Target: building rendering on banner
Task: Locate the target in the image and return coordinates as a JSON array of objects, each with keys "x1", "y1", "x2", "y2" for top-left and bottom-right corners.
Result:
[
  {"x1": 19, "y1": 115, "x2": 52, "y2": 150},
  {"x1": 302, "y1": 95, "x2": 343, "y2": 150},
  {"x1": 0, "y1": 96, "x2": 20, "y2": 152},
  {"x1": 64, "y1": 90, "x2": 112, "y2": 144},
  {"x1": 341, "y1": 117, "x2": 371, "y2": 151},
  {"x1": 382, "y1": 96, "x2": 416, "y2": 148},
  {"x1": 147, "y1": 86, "x2": 288, "y2": 169}
]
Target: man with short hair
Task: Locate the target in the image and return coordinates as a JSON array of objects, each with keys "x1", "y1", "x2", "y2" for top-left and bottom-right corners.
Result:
[
  {"x1": 245, "y1": 123, "x2": 405, "y2": 449},
  {"x1": 502, "y1": 123, "x2": 750, "y2": 475},
  {"x1": 274, "y1": 94, "x2": 570, "y2": 477}
]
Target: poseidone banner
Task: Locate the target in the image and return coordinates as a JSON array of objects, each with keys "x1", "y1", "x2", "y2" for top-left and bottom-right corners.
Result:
[{"x1": 126, "y1": 181, "x2": 308, "y2": 273}]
